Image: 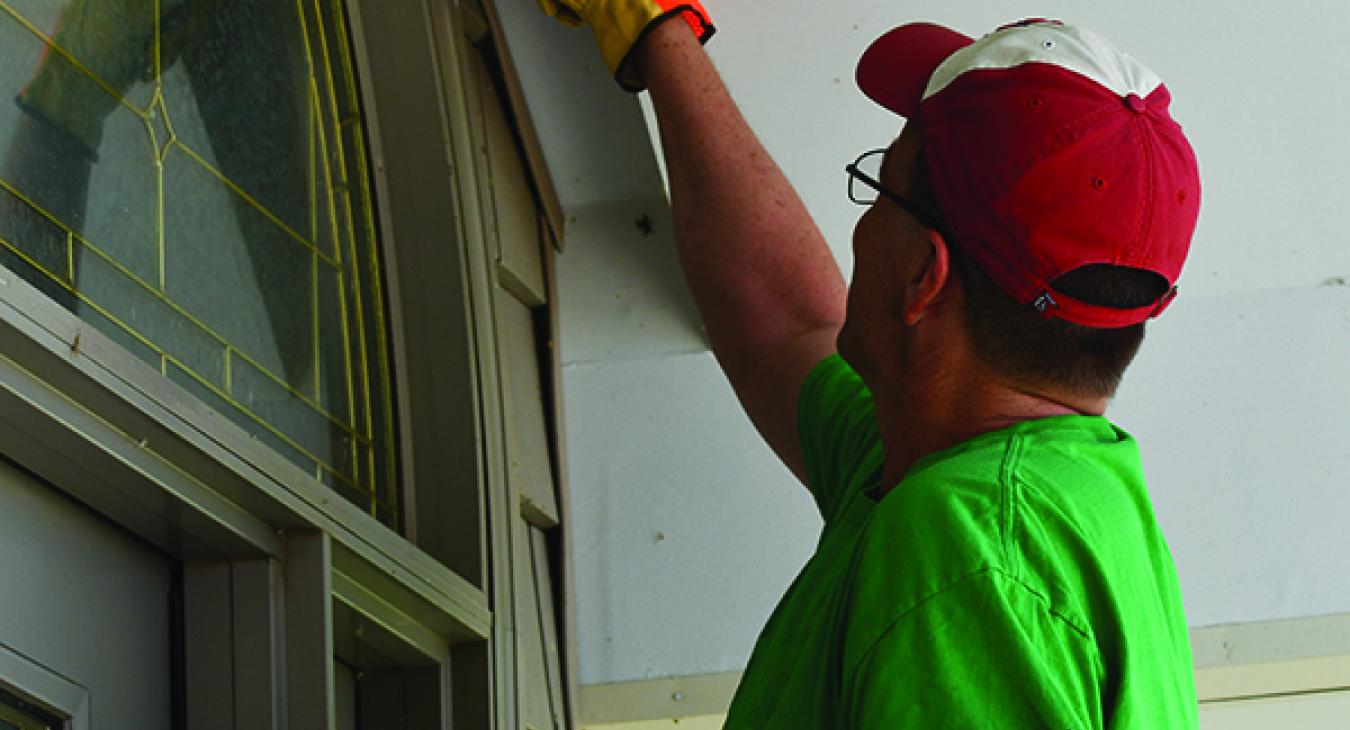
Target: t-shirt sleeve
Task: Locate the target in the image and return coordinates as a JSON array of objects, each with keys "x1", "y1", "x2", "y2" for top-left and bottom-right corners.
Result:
[
  {"x1": 797, "y1": 354, "x2": 883, "y2": 525},
  {"x1": 846, "y1": 569, "x2": 1104, "y2": 729}
]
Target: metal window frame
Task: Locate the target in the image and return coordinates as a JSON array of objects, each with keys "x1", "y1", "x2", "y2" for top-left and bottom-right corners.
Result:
[
  {"x1": 344, "y1": 0, "x2": 513, "y2": 721},
  {"x1": 0, "y1": 234, "x2": 488, "y2": 727},
  {"x1": 344, "y1": 0, "x2": 494, "y2": 589},
  {"x1": 428, "y1": 3, "x2": 578, "y2": 726},
  {"x1": 0, "y1": 641, "x2": 90, "y2": 730},
  {"x1": 0, "y1": 268, "x2": 488, "y2": 621},
  {"x1": 0, "y1": 0, "x2": 576, "y2": 723},
  {"x1": 0, "y1": 0, "x2": 508, "y2": 727}
]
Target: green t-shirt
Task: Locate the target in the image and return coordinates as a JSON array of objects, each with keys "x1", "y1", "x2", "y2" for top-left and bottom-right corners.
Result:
[{"x1": 722, "y1": 355, "x2": 1197, "y2": 728}]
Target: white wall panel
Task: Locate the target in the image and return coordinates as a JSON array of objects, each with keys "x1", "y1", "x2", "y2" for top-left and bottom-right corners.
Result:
[
  {"x1": 554, "y1": 200, "x2": 705, "y2": 365},
  {"x1": 1112, "y1": 283, "x2": 1350, "y2": 627},
  {"x1": 563, "y1": 352, "x2": 818, "y2": 684}
]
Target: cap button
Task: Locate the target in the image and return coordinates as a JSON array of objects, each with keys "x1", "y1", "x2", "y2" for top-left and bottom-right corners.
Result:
[{"x1": 1125, "y1": 93, "x2": 1147, "y2": 113}]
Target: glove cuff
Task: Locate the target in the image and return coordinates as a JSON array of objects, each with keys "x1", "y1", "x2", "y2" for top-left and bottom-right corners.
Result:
[{"x1": 598, "y1": 2, "x2": 716, "y2": 92}]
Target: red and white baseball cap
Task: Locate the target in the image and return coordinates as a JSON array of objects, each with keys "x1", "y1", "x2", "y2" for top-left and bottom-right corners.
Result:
[{"x1": 856, "y1": 19, "x2": 1201, "y2": 328}]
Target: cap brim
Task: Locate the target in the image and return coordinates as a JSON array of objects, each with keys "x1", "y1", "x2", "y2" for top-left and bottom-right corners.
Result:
[{"x1": 857, "y1": 23, "x2": 975, "y2": 118}]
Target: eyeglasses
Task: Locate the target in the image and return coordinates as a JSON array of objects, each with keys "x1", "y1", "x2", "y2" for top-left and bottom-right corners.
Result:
[{"x1": 845, "y1": 149, "x2": 945, "y2": 232}]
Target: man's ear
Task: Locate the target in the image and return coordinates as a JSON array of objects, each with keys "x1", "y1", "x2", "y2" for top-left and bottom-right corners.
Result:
[{"x1": 902, "y1": 229, "x2": 951, "y2": 326}]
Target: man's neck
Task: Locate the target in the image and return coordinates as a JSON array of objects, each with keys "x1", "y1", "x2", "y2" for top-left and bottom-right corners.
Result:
[{"x1": 871, "y1": 374, "x2": 1108, "y2": 494}]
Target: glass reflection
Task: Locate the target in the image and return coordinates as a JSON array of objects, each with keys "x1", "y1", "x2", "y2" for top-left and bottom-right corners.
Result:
[{"x1": 0, "y1": 0, "x2": 395, "y2": 524}]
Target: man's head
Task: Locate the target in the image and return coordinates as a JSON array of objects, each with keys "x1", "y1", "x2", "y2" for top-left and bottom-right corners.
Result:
[{"x1": 842, "y1": 19, "x2": 1201, "y2": 399}]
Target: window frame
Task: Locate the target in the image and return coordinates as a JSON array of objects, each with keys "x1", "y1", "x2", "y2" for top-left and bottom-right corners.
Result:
[
  {"x1": 0, "y1": 640, "x2": 91, "y2": 730},
  {"x1": 0, "y1": 0, "x2": 530, "y2": 725}
]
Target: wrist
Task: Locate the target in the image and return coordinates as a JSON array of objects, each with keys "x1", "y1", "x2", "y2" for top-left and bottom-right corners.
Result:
[{"x1": 628, "y1": 12, "x2": 702, "y2": 91}]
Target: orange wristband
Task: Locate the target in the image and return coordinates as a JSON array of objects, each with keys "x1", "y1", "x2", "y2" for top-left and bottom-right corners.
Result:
[{"x1": 538, "y1": 0, "x2": 717, "y2": 92}]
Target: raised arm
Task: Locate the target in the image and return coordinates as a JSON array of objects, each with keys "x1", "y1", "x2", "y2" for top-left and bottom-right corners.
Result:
[
  {"x1": 537, "y1": 1, "x2": 848, "y2": 481},
  {"x1": 632, "y1": 21, "x2": 847, "y2": 482}
]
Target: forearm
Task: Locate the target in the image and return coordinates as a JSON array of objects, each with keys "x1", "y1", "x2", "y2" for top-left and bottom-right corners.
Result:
[{"x1": 634, "y1": 22, "x2": 846, "y2": 372}]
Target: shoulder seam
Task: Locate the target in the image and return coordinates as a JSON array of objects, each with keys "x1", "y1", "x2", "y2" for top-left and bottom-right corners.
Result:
[
  {"x1": 844, "y1": 565, "x2": 1097, "y2": 693},
  {"x1": 999, "y1": 434, "x2": 1023, "y2": 571},
  {"x1": 990, "y1": 565, "x2": 1095, "y2": 641}
]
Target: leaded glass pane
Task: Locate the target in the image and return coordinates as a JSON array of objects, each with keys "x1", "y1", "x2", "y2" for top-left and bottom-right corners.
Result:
[{"x1": 0, "y1": 0, "x2": 397, "y2": 526}]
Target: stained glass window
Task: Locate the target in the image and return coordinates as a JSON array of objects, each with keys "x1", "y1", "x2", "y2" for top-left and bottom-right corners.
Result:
[{"x1": 0, "y1": 0, "x2": 397, "y2": 526}]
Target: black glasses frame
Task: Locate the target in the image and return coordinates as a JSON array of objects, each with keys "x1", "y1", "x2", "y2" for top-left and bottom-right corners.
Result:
[{"x1": 845, "y1": 149, "x2": 945, "y2": 232}]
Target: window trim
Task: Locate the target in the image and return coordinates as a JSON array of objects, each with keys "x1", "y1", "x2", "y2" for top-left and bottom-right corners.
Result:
[
  {"x1": 0, "y1": 0, "x2": 574, "y2": 724},
  {"x1": 0, "y1": 641, "x2": 90, "y2": 730},
  {"x1": 345, "y1": 0, "x2": 496, "y2": 589},
  {"x1": 0, "y1": 220, "x2": 489, "y2": 639}
]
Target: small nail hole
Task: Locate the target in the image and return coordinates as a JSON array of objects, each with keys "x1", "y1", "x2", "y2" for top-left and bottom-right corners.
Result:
[{"x1": 1092, "y1": 177, "x2": 1108, "y2": 190}]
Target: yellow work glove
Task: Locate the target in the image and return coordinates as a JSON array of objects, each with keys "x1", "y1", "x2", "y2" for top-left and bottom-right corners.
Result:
[{"x1": 537, "y1": 0, "x2": 715, "y2": 92}]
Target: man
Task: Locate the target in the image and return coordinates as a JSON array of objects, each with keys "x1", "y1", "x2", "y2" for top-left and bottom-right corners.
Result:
[{"x1": 541, "y1": 2, "x2": 1199, "y2": 726}]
